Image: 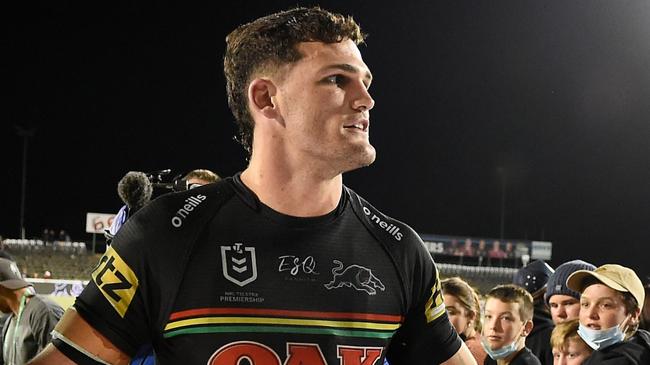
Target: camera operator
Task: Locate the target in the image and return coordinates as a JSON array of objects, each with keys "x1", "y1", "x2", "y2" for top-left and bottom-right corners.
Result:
[
  {"x1": 104, "y1": 169, "x2": 220, "y2": 245},
  {"x1": 183, "y1": 169, "x2": 220, "y2": 187}
]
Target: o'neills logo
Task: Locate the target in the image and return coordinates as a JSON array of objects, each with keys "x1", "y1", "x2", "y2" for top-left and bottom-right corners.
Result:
[
  {"x1": 171, "y1": 194, "x2": 207, "y2": 228},
  {"x1": 362, "y1": 206, "x2": 403, "y2": 241}
]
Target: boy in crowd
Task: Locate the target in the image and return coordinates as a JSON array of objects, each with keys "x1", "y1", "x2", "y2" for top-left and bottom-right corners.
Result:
[
  {"x1": 550, "y1": 319, "x2": 592, "y2": 365},
  {"x1": 546, "y1": 260, "x2": 596, "y2": 325},
  {"x1": 482, "y1": 284, "x2": 541, "y2": 365},
  {"x1": 567, "y1": 264, "x2": 650, "y2": 364},
  {"x1": 513, "y1": 260, "x2": 554, "y2": 364}
]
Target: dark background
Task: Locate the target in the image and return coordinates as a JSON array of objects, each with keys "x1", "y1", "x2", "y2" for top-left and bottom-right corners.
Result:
[{"x1": 3, "y1": 1, "x2": 649, "y2": 281}]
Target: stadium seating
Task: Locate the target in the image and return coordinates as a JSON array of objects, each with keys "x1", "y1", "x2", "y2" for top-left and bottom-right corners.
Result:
[{"x1": 3, "y1": 239, "x2": 100, "y2": 279}]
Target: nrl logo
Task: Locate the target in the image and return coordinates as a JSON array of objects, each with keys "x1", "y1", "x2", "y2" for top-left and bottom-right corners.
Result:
[{"x1": 220, "y1": 243, "x2": 258, "y2": 287}]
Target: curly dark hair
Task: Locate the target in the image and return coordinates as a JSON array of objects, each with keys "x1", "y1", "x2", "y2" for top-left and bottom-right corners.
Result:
[{"x1": 224, "y1": 7, "x2": 366, "y2": 155}]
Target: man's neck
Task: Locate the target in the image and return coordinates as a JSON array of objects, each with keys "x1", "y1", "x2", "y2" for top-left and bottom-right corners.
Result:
[{"x1": 241, "y1": 164, "x2": 343, "y2": 217}]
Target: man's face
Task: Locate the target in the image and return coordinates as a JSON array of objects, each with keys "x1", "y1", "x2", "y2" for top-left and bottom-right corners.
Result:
[
  {"x1": 483, "y1": 298, "x2": 528, "y2": 350},
  {"x1": 272, "y1": 39, "x2": 375, "y2": 174},
  {"x1": 549, "y1": 294, "x2": 581, "y2": 324},
  {"x1": 552, "y1": 338, "x2": 592, "y2": 365},
  {"x1": 579, "y1": 283, "x2": 628, "y2": 330}
]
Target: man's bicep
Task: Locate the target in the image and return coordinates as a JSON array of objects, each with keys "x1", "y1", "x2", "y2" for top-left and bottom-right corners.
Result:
[{"x1": 28, "y1": 308, "x2": 131, "y2": 365}]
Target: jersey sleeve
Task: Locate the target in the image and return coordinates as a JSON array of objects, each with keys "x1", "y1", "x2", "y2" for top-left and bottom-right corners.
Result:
[
  {"x1": 386, "y1": 232, "x2": 463, "y2": 364},
  {"x1": 75, "y1": 201, "x2": 165, "y2": 356},
  {"x1": 344, "y1": 189, "x2": 462, "y2": 364},
  {"x1": 75, "y1": 184, "x2": 230, "y2": 356}
]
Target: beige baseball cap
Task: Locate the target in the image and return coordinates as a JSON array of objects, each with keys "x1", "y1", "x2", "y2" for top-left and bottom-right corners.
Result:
[{"x1": 567, "y1": 264, "x2": 644, "y2": 310}]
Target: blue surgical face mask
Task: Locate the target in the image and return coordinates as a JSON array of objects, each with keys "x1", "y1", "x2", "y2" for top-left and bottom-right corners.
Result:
[
  {"x1": 480, "y1": 336, "x2": 520, "y2": 360},
  {"x1": 577, "y1": 322, "x2": 626, "y2": 351}
]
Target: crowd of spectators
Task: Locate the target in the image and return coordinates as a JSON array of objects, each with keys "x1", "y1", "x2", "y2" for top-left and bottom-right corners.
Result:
[
  {"x1": 0, "y1": 232, "x2": 95, "y2": 280},
  {"x1": 445, "y1": 239, "x2": 518, "y2": 259},
  {"x1": 40, "y1": 229, "x2": 71, "y2": 245},
  {"x1": 434, "y1": 260, "x2": 650, "y2": 365}
]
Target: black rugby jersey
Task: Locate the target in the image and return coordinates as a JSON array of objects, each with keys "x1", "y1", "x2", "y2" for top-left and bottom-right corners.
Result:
[{"x1": 75, "y1": 175, "x2": 461, "y2": 365}]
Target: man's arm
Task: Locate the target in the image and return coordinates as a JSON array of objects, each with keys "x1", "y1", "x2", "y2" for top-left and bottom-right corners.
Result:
[
  {"x1": 440, "y1": 342, "x2": 478, "y2": 365},
  {"x1": 28, "y1": 308, "x2": 130, "y2": 365}
]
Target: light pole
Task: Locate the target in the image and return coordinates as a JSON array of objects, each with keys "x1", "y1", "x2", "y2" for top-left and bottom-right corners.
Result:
[
  {"x1": 15, "y1": 125, "x2": 36, "y2": 239},
  {"x1": 498, "y1": 167, "x2": 506, "y2": 239}
]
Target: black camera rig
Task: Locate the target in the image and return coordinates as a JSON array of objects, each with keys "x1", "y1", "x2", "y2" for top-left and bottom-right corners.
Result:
[{"x1": 145, "y1": 169, "x2": 191, "y2": 192}]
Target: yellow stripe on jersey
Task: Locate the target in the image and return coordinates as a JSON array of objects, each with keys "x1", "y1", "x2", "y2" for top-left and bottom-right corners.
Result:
[
  {"x1": 425, "y1": 267, "x2": 446, "y2": 323},
  {"x1": 91, "y1": 246, "x2": 139, "y2": 318}
]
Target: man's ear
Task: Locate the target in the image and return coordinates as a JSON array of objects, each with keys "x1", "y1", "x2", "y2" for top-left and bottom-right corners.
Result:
[{"x1": 248, "y1": 78, "x2": 279, "y2": 120}]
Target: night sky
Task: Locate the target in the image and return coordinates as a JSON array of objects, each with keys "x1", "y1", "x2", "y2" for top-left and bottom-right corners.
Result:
[{"x1": 3, "y1": 1, "x2": 650, "y2": 281}]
